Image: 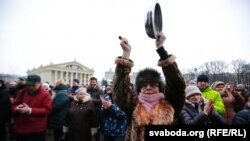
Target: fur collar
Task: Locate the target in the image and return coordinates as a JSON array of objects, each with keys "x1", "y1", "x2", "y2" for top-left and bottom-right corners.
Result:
[{"x1": 133, "y1": 100, "x2": 174, "y2": 125}]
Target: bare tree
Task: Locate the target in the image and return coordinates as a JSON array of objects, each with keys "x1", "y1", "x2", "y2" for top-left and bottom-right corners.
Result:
[
  {"x1": 231, "y1": 59, "x2": 247, "y2": 84},
  {"x1": 199, "y1": 60, "x2": 228, "y2": 83}
]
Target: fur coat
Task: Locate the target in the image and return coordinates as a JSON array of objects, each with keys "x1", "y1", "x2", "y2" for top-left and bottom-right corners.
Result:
[{"x1": 113, "y1": 55, "x2": 186, "y2": 141}]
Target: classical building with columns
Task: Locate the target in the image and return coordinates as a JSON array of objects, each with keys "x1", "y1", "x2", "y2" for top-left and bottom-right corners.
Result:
[{"x1": 27, "y1": 61, "x2": 94, "y2": 85}]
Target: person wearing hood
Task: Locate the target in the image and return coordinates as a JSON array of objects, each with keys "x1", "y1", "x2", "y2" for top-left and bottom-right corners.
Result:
[
  {"x1": 211, "y1": 81, "x2": 245, "y2": 124},
  {"x1": 181, "y1": 85, "x2": 226, "y2": 125},
  {"x1": 63, "y1": 87, "x2": 98, "y2": 141},
  {"x1": 112, "y1": 32, "x2": 186, "y2": 141}
]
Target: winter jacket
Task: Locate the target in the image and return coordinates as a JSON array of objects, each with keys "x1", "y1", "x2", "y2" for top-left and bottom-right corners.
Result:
[
  {"x1": 65, "y1": 94, "x2": 98, "y2": 141},
  {"x1": 0, "y1": 84, "x2": 11, "y2": 124},
  {"x1": 201, "y1": 87, "x2": 225, "y2": 115},
  {"x1": 232, "y1": 106, "x2": 250, "y2": 125},
  {"x1": 12, "y1": 86, "x2": 52, "y2": 134},
  {"x1": 100, "y1": 93, "x2": 127, "y2": 136},
  {"x1": 181, "y1": 99, "x2": 226, "y2": 125},
  {"x1": 48, "y1": 84, "x2": 69, "y2": 129}
]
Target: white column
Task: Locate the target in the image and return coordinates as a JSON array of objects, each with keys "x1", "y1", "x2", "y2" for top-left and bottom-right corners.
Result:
[
  {"x1": 49, "y1": 70, "x2": 52, "y2": 84},
  {"x1": 84, "y1": 74, "x2": 86, "y2": 85},
  {"x1": 80, "y1": 73, "x2": 83, "y2": 85},
  {"x1": 55, "y1": 70, "x2": 57, "y2": 82},
  {"x1": 60, "y1": 71, "x2": 63, "y2": 80},
  {"x1": 65, "y1": 71, "x2": 69, "y2": 84},
  {"x1": 71, "y1": 72, "x2": 73, "y2": 84}
]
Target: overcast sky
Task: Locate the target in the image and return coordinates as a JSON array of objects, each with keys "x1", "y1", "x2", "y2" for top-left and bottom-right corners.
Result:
[{"x1": 1, "y1": 0, "x2": 250, "y2": 81}]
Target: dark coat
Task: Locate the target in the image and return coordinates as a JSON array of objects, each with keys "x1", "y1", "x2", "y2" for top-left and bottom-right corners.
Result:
[
  {"x1": 48, "y1": 84, "x2": 69, "y2": 129},
  {"x1": 87, "y1": 86, "x2": 103, "y2": 109},
  {"x1": 181, "y1": 99, "x2": 226, "y2": 125},
  {"x1": 0, "y1": 83, "x2": 11, "y2": 124},
  {"x1": 232, "y1": 108, "x2": 250, "y2": 125},
  {"x1": 65, "y1": 95, "x2": 98, "y2": 141}
]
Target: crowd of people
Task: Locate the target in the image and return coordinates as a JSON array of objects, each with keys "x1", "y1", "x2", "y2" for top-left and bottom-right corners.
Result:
[{"x1": 1, "y1": 32, "x2": 250, "y2": 141}]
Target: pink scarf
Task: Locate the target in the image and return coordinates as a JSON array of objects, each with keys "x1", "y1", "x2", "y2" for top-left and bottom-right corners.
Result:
[{"x1": 138, "y1": 93, "x2": 165, "y2": 114}]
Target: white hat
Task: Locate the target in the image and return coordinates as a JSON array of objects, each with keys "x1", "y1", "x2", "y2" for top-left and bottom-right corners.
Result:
[
  {"x1": 185, "y1": 85, "x2": 202, "y2": 98},
  {"x1": 75, "y1": 87, "x2": 88, "y2": 94},
  {"x1": 42, "y1": 83, "x2": 50, "y2": 90}
]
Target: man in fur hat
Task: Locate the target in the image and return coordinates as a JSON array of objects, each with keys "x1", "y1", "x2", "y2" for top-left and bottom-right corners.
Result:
[{"x1": 112, "y1": 32, "x2": 186, "y2": 141}]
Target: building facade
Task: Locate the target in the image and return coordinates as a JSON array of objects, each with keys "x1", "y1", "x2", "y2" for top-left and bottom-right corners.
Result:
[
  {"x1": 27, "y1": 61, "x2": 94, "y2": 85},
  {"x1": 104, "y1": 68, "x2": 137, "y2": 84}
]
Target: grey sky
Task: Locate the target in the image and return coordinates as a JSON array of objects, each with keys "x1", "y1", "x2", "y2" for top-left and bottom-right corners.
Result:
[{"x1": 1, "y1": 0, "x2": 250, "y2": 80}]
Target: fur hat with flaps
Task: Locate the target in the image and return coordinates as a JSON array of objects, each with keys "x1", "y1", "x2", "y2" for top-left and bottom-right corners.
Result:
[{"x1": 135, "y1": 68, "x2": 165, "y2": 94}]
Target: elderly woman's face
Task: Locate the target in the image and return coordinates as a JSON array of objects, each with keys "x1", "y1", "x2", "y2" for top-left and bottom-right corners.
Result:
[
  {"x1": 76, "y1": 92, "x2": 86, "y2": 100},
  {"x1": 187, "y1": 93, "x2": 201, "y2": 104},
  {"x1": 215, "y1": 84, "x2": 225, "y2": 93},
  {"x1": 140, "y1": 83, "x2": 160, "y2": 95}
]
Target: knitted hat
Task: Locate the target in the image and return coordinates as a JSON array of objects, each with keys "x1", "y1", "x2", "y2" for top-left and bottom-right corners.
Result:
[
  {"x1": 211, "y1": 81, "x2": 225, "y2": 90},
  {"x1": 185, "y1": 85, "x2": 202, "y2": 98},
  {"x1": 75, "y1": 87, "x2": 88, "y2": 94},
  {"x1": 197, "y1": 74, "x2": 209, "y2": 83},
  {"x1": 135, "y1": 68, "x2": 165, "y2": 94}
]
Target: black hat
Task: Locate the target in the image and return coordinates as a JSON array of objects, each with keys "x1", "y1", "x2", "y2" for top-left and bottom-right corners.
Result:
[
  {"x1": 26, "y1": 75, "x2": 41, "y2": 85},
  {"x1": 135, "y1": 68, "x2": 165, "y2": 94},
  {"x1": 197, "y1": 74, "x2": 209, "y2": 83}
]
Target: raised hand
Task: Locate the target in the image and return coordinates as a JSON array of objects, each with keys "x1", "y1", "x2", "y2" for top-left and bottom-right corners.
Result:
[
  {"x1": 119, "y1": 37, "x2": 131, "y2": 59},
  {"x1": 203, "y1": 100, "x2": 214, "y2": 116},
  {"x1": 100, "y1": 95, "x2": 112, "y2": 109},
  {"x1": 155, "y1": 32, "x2": 166, "y2": 48}
]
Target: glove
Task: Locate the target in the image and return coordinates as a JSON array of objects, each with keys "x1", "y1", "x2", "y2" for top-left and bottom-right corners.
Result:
[
  {"x1": 91, "y1": 127, "x2": 98, "y2": 136},
  {"x1": 63, "y1": 126, "x2": 68, "y2": 133}
]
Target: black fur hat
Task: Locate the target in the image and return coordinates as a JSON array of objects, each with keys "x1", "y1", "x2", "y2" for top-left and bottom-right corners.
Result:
[{"x1": 135, "y1": 68, "x2": 165, "y2": 94}]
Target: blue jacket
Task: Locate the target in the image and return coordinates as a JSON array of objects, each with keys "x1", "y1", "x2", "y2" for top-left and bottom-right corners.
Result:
[{"x1": 100, "y1": 93, "x2": 127, "y2": 136}]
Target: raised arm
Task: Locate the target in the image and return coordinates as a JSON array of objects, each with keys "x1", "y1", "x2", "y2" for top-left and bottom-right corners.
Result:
[
  {"x1": 113, "y1": 37, "x2": 136, "y2": 122},
  {"x1": 155, "y1": 32, "x2": 186, "y2": 121}
]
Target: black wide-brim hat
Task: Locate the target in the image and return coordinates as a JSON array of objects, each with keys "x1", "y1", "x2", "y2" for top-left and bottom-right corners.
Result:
[{"x1": 145, "y1": 2, "x2": 163, "y2": 39}]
